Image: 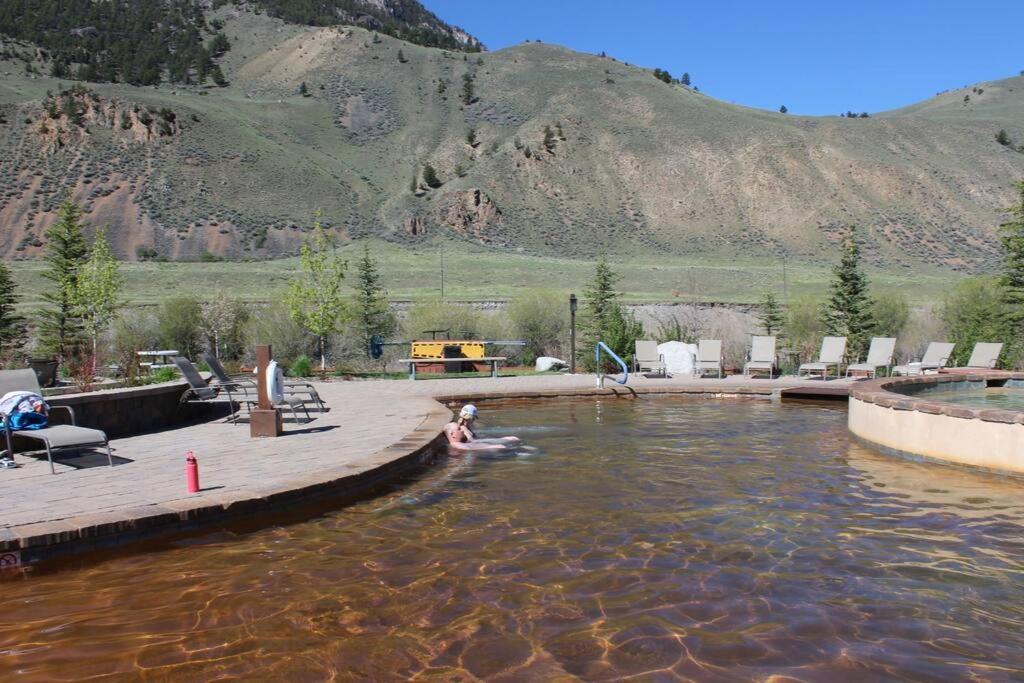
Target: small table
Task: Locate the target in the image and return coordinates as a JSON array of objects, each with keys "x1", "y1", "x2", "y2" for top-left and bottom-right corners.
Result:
[
  {"x1": 398, "y1": 357, "x2": 507, "y2": 380},
  {"x1": 137, "y1": 350, "x2": 180, "y2": 371}
]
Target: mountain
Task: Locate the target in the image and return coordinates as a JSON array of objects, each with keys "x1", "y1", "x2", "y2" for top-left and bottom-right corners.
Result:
[{"x1": 0, "y1": 4, "x2": 1022, "y2": 273}]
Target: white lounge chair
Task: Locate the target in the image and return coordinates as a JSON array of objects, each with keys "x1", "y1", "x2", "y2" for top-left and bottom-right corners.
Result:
[
  {"x1": 743, "y1": 336, "x2": 776, "y2": 378},
  {"x1": 798, "y1": 336, "x2": 847, "y2": 380},
  {"x1": 695, "y1": 339, "x2": 723, "y2": 378},
  {"x1": 892, "y1": 342, "x2": 955, "y2": 376},
  {"x1": 964, "y1": 342, "x2": 1003, "y2": 369},
  {"x1": 634, "y1": 340, "x2": 666, "y2": 377},
  {"x1": 846, "y1": 337, "x2": 896, "y2": 379}
]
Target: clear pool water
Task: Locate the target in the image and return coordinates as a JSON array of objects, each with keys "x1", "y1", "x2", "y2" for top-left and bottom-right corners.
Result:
[
  {"x1": 2, "y1": 398, "x2": 1024, "y2": 680},
  {"x1": 913, "y1": 384, "x2": 1024, "y2": 411}
]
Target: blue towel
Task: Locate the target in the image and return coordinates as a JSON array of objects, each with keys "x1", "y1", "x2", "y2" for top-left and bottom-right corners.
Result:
[{"x1": 9, "y1": 411, "x2": 47, "y2": 430}]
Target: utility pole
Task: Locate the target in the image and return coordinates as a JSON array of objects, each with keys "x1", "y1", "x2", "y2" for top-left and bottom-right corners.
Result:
[{"x1": 569, "y1": 293, "x2": 577, "y2": 374}]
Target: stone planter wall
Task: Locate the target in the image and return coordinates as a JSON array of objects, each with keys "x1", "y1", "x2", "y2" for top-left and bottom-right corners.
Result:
[{"x1": 46, "y1": 380, "x2": 219, "y2": 439}]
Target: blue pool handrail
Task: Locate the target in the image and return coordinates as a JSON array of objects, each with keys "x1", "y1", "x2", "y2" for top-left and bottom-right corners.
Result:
[{"x1": 595, "y1": 342, "x2": 629, "y2": 386}]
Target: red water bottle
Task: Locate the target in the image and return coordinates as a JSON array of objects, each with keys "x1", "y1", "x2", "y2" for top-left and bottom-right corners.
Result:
[{"x1": 186, "y1": 451, "x2": 200, "y2": 493}]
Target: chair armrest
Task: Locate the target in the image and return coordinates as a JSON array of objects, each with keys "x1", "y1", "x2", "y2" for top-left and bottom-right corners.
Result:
[{"x1": 48, "y1": 405, "x2": 76, "y2": 425}]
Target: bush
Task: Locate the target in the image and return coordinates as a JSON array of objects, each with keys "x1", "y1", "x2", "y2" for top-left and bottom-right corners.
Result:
[
  {"x1": 507, "y1": 289, "x2": 566, "y2": 364},
  {"x1": 288, "y1": 354, "x2": 313, "y2": 377},
  {"x1": 871, "y1": 292, "x2": 910, "y2": 339},
  {"x1": 941, "y1": 277, "x2": 1012, "y2": 367},
  {"x1": 243, "y1": 302, "x2": 314, "y2": 368},
  {"x1": 404, "y1": 299, "x2": 483, "y2": 340},
  {"x1": 158, "y1": 296, "x2": 203, "y2": 359},
  {"x1": 151, "y1": 366, "x2": 177, "y2": 383},
  {"x1": 112, "y1": 308, "x2": 160, "y2": 384},
  {"x1": 784, "y1": 296, "x2": 826, "y2": 367}
]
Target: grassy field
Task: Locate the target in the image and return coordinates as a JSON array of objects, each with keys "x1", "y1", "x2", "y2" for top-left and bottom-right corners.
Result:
[{"x1": 7, "y1": 238, "x2": 957, "y2": 308}]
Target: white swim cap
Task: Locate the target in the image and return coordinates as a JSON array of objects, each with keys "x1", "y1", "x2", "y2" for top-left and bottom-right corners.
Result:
[{"x1": 459, "y1": 404, "x2": 478, "y2": 420}]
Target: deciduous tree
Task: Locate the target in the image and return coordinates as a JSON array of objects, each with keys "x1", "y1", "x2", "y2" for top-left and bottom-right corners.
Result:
[
  {"x1": 74, "y1": 226, "x2": 123, "y2": 373},
  {"x1": 286, "y1": 218, "x2": 347, "y2": 371}
]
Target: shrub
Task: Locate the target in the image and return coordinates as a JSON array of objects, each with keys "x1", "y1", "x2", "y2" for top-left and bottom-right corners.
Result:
[
  {"x1": 404, "y1": 299, "x2": 483, "y2": 340},
  {"x1": 151, "y1": 366, "x2": 177, "y2": 383},
  {"x1": 244, "y1": 301, "x2": 314, "y2": 367},
  {"x1": 784, "y1": 296, "x2": 826, "y2": 366},
  {"x1": 871, "y1": 292, "x2": 910, "y2": 339},
  {"x1": 941, "y1": 277, "x2": 1012, "y2": 367},
  {"x1": 507, "y1": 289, "x2": 566, "y2": 364},
  {"x1": 158, "y1": 296, "x2": 203, "y2": 359},
  {"x1": 288, "y1": 354, "x2": 313, "y2": 377}
]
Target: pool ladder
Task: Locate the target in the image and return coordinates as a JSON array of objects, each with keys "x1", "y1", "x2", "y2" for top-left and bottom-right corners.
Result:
[{"x1": 595, "y1": 342, "x2": 629, "y2": 388}]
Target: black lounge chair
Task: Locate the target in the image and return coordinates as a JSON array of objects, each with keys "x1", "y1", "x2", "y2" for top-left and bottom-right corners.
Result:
[
  {"x1": 201, "y1": 352, "x2": 325, "y2": 413},
  {"x1": 0, "y1": 369, "x2": 112, "y2": 474},
  {"x1": 172, "y1": 356, "x2": 244, "y2": 424}
]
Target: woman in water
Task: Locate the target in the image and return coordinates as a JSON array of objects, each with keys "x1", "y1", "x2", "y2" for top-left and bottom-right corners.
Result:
[{"x1": 444, "y1": 404, "x2": 520, "y2": 451}]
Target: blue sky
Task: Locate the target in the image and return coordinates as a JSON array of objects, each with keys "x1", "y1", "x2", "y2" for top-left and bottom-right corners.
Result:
[{"x1": 428, "y1": 0, "x2": 1023, "y2": 116}]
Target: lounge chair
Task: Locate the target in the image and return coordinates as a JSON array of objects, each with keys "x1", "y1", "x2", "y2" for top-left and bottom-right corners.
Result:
[
  {"x1": 743, "y1": 336, "x2": 776, "y2": 378},
  {"x1": 173, "y1": 356, "x2": 245, "y2": 423},
  {"x1": 633, "y1": 340, "x2": 666, "y2": 377},
  {"x1": 0, "y1": 369, "x2": 112, "y2": 474},
  {"x1": 845, "y1": 337, "x2": 896, "y2": 379},
  {"x1": 798, "y1": 336, "x2": 847, "y2": 380},
  {"x1": 892, "y1": 342, "x2": 955, "y2": 376},
  {"x1": 201, "y1": 352, "x2": 325, "y2": 412},
  {"x1": 179, "y1": 355, "x2": 314, "y2": 424},
  {"x1": 964, "y1": 342, "x2": 1003, "y2": 369},
  {"x1": 695, "y1": 339, "x2": 723, "y2": 378}
]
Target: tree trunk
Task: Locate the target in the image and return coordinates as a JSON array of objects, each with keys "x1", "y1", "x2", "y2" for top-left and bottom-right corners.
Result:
[{"x1": 320, "y1": 336, "x2": 326, "y2": 372}]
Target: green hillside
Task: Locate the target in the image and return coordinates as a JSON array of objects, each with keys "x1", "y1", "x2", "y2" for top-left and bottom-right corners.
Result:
[{"x1": 1, "y1": 4, "x2": 1022, "y2": 284}]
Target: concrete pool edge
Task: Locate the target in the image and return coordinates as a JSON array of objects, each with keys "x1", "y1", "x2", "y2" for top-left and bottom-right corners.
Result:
[
  {"x1": 849, "y1": 371, "x2": 1024, "y2": 475},
  {"x1": 1, "y1": 403, "x2": 453, "y2": 568}
]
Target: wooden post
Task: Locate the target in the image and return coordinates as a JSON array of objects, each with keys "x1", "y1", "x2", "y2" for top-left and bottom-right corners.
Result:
[{"x1": 250, "y1": 344, "x2": 282, "y2": 438}]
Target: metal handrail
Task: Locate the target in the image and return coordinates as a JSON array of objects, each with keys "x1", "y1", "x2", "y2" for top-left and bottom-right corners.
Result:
[{"x1": 595, "y1": 342, "x2": 629, "y2": 387}]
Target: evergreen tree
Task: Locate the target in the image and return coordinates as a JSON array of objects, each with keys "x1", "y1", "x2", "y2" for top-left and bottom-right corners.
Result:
[
  {"x1": 996, "y1": 129, "x2": 1012, "y2": 146},
  {"x1": 758, "y1": 290, "x2": 785, "y2": 336},
  {"x1": 422, "y1": 163, "x2": 442, "y2": 188},
  {"x1": 681, "y1": 72, "x2": 691, "y2": 86},
  {"x1": 299, "y1": 81, "x2": 309, "y2": 96},
  {"x1": 397, "y1": 49, "x2": 407, "y2": 63},
  {"x1": 779, "y1": 105, "x2": 788, "y2": 114},
  {"x1": 0, "y1": 262, "x2": 26, "y2": 361},
  {"x1": 543, "y1": 125, "x2": 556, "y2": 152},
  {"x1": 461, "y1": 72, "x2": 474, "y2": 104},
  {"x1": 466, "y1": 128, "x2": 476, "y2": 146},
  {"x1": 38, "y1": 199, "x2": 88, "y2": 366},
  {"x1": 999, "y1": 180, "x2": 1024, "y2": 335},
  {"x1": 285, "y1": 217, "x2": 347, "y2": 371},
  {"x1": 823, "y1": 231, "x2": 874, "y2": 360},
  {"x1": 580, "y1": 256, "x2": 632, "y2": 370},
  {"x1": 352, "y1": 243, "x2": 397, "y2": 360}
]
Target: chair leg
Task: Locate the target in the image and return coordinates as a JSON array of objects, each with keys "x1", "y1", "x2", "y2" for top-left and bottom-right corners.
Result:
[
  {"x1": 44, "y1": 440, "x2": 55, "y2": 475},
  {"x1": 105, "y1": 443, "x2": 114, "y2": 468}
]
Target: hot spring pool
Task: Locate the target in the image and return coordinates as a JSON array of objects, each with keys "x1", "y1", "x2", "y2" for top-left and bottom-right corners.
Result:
[
  {"x1": 910, "y1": 381, "x2": 1024, "y2": 411},
  {"x1": 2, "y1": 398, "x2": 1024, "y2": 680}
]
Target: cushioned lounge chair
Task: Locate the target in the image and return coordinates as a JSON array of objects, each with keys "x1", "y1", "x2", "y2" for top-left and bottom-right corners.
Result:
[
  {"x1": 964, "y1": 342, "x2": 1003, "y2": 369},
  {"x1": 0, "y1": 369, "x2": 112, "y2": 474},
  {"x1": 201, "y1": 352, "x2": 324, "y2": 412},
  {"x1": 743, "y1": 336, "x2": 776, "y2": 378},
  {"x1": 798, "y1": 336, "x2": 847, "y2": 380},
  {"x1": 892, "y1": 342, "x2": 955, "y2": 376},
  {"x1": 695, "y1": 339, "x2": 723, "y2": 378},
  {"x1": 846, "y1": 337, "x2": 896, "y2": 379},
  {"x1": 633, "y1": 340, "x2": 666, "y2": 377}
]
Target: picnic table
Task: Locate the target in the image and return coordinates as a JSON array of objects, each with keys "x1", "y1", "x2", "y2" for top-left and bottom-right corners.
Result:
[
  {"x1": 398, "y1": 357, "x2": 507, "y2": 380},
  {"x1": 137, "y1": 350, "x2": 179, "y2": 371}
]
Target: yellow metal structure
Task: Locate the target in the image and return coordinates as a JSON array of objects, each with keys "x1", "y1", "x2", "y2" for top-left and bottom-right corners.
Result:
[{"x1": 410, "y1": 341, "x2": 486, "y2": 360}]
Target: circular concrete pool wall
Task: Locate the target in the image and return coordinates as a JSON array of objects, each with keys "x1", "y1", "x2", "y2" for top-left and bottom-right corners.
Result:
[{"x1": 849, "y1": 374, "x2": 1024, "y2": 475}]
